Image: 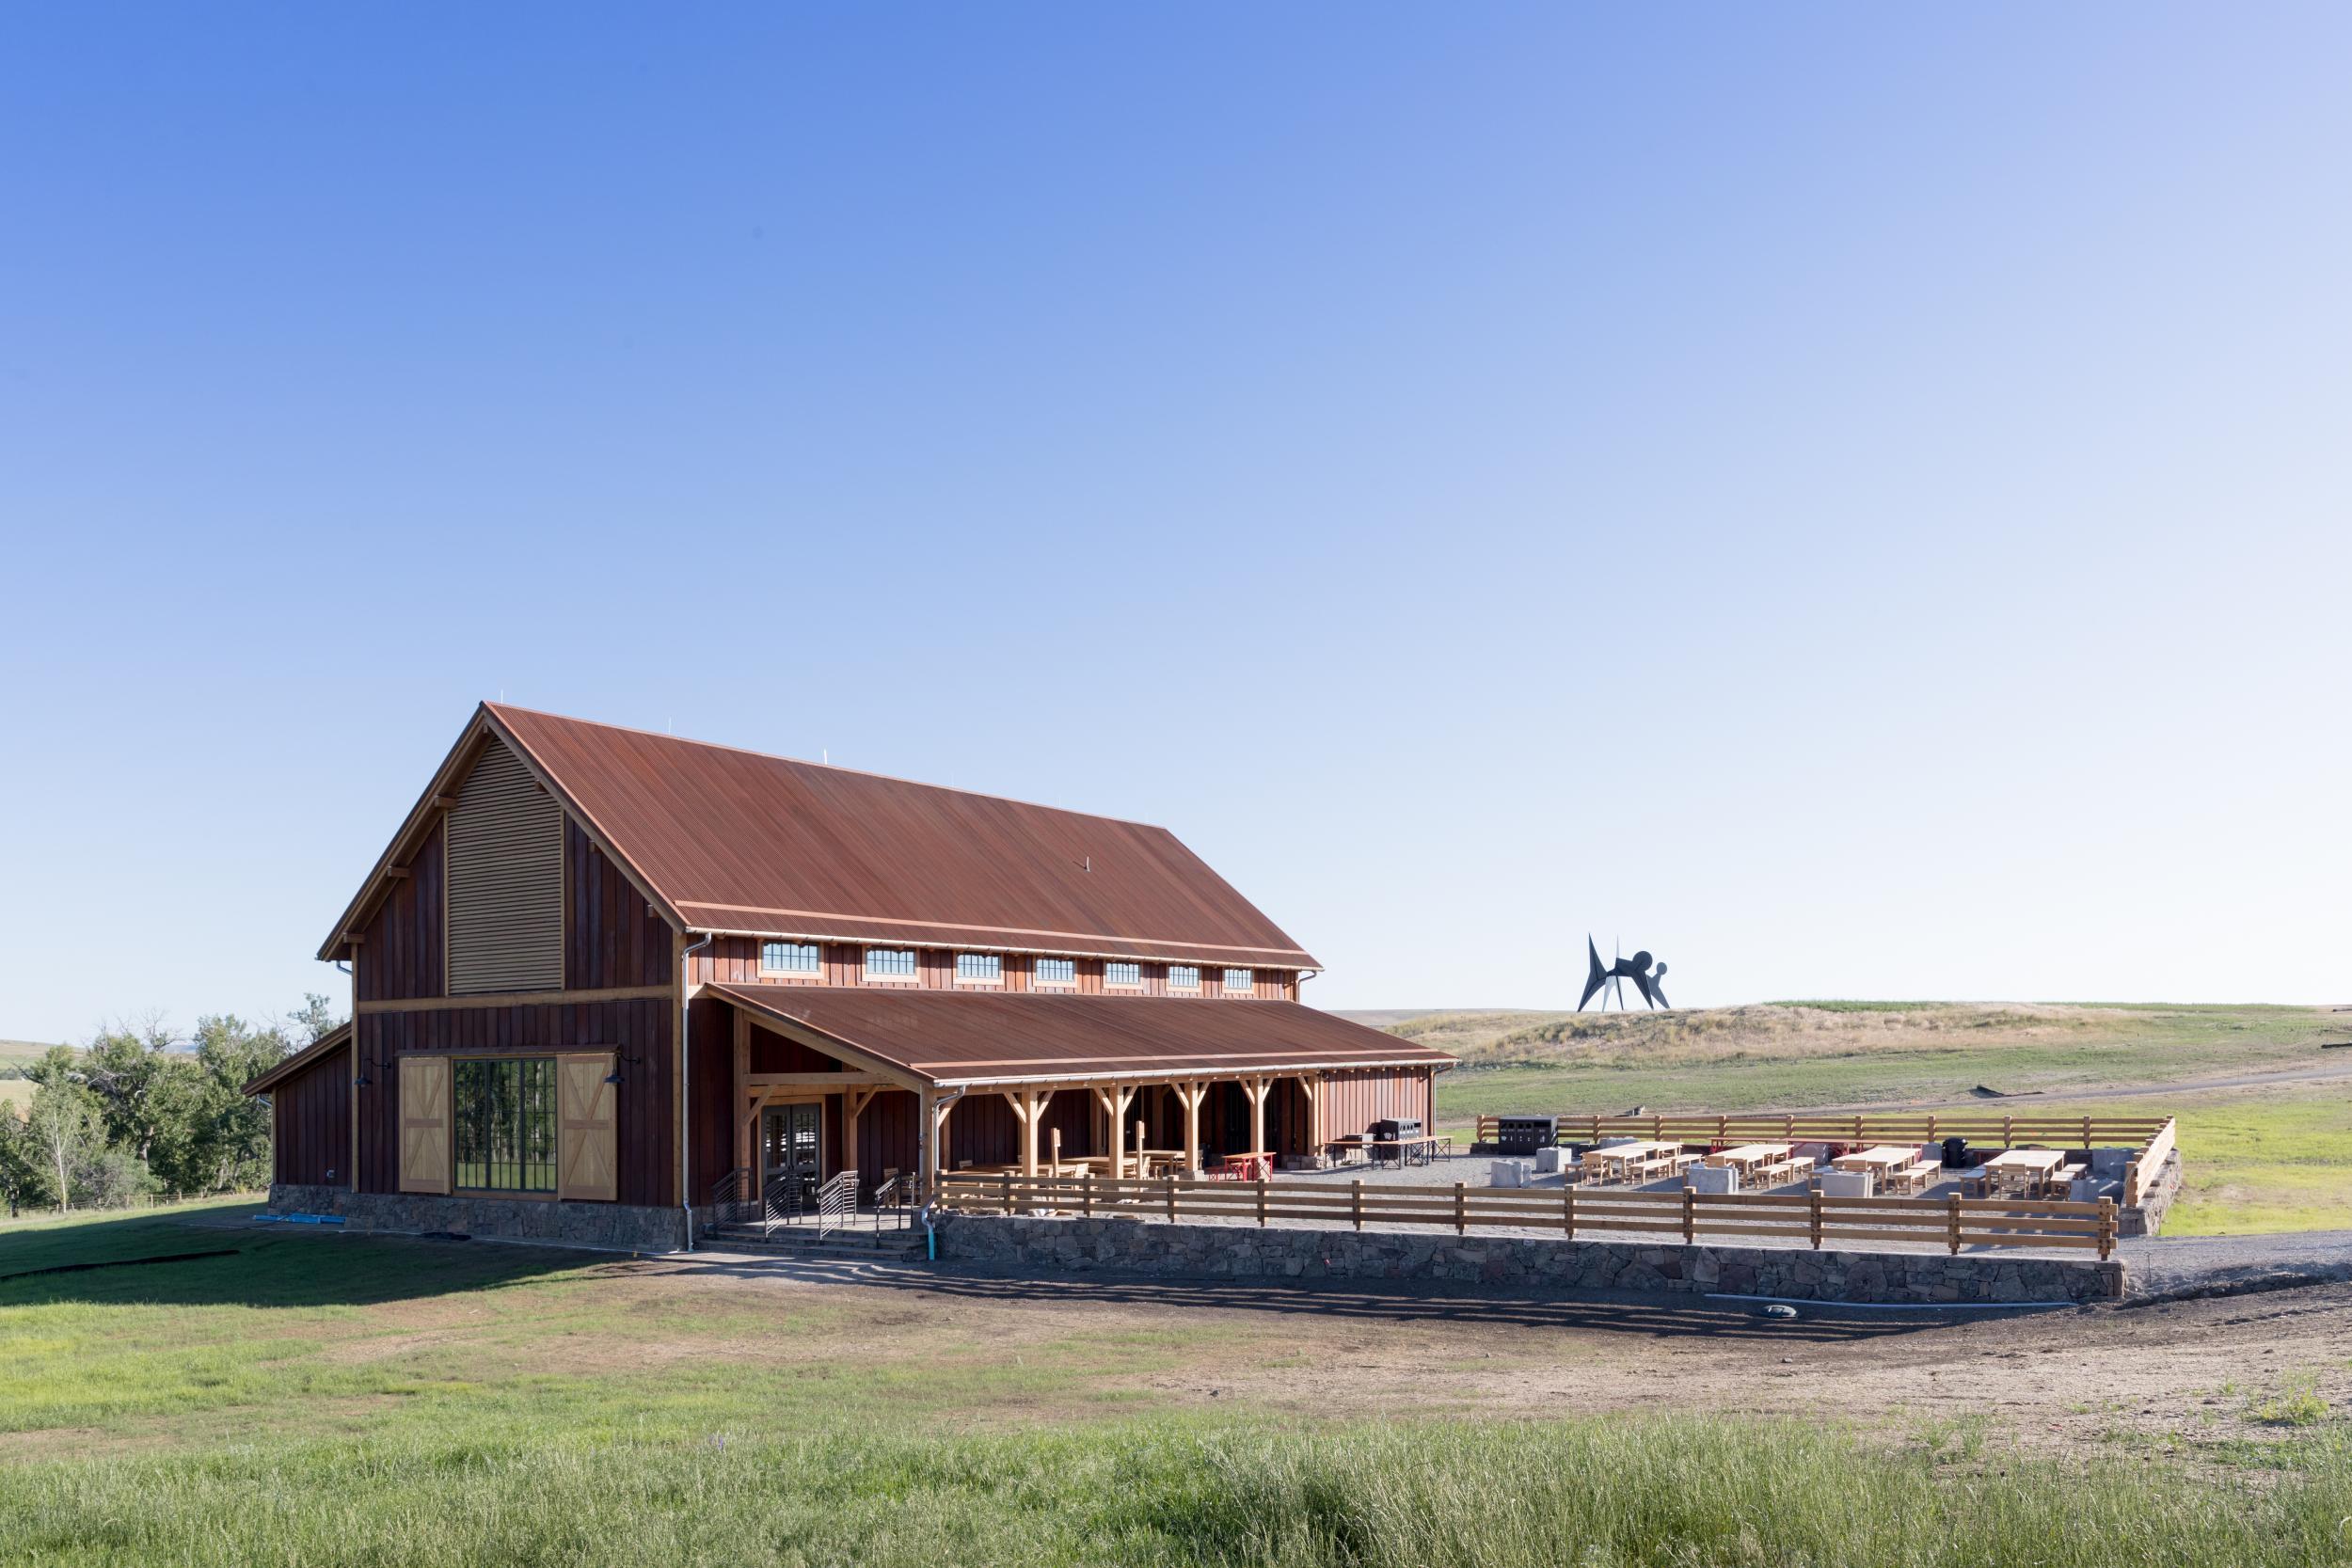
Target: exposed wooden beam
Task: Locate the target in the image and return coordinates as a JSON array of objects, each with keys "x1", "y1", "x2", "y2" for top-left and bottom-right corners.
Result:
[
  {"x1": 742, "y1": 1071, "x2": 895, "y2": 1089},
  {"x1": 738, "y1": 1008, "x2": 926, "y2": 1092},
  {"x1": 383, "y1": 866, "x2": 411, "y2": 880},
  {"x1": 357, "y1": 984, "x2": 670, "y2": 1015}
]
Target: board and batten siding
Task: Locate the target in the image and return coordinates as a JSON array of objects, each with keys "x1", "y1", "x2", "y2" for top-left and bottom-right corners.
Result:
[
  {"x1": 446, "y1": 740, "x2": 564, "y2": 995},
  {"x1": 355, "y1": 998, "x2": 679, "y2": 1205},
  {"x1": 269, "y1": 1040, "x2": 352, "y2": 1186},
  {"x1": 690, "y1": 937, "x2": 1297, "y2": 1000}
]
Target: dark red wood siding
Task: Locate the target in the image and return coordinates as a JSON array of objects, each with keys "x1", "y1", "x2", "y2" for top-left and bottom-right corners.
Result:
[
  {"x1": 1318, "y1": 1069, "x2": 1433, "y2": 1140},
  {"x1": 688, "y1": 936, "x2": 1295, "y2": 1000},
  {"x1": 270, "y1": 1041, "x2": 351, "y2": 1186},
  {"x1": 355, "y1": 999, "x2": 675, "y2": 1205},
  {"x1": 358, "y1": 821, "x2": 444, "y2": 1002},
  {"x1": 567, "y1": 820, "x2": 672, "y2": 989}
]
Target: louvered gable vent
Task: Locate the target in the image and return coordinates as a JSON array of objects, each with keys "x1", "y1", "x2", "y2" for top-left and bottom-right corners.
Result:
[{"x1": 446, "y1": 739, "x2": 564, "y2": 994}]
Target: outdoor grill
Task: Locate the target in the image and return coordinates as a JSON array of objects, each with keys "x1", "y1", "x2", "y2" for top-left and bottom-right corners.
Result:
[
  {"x1": 1369, "y1": 1117, "x2": 1425, "y2": 1167},
  {"x1": 1495, "y1": 1115, "x2": 1557, "y2": 1154}
]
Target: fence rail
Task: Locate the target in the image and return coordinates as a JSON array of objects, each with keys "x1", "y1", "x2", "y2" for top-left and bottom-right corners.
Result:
[
  {"x1": 938, "y1": 1172, "x2": 2119, "y2": 1259},
  {"x1": 1471, "y1": 1113, "x2": 2171, "y2": 1148}
]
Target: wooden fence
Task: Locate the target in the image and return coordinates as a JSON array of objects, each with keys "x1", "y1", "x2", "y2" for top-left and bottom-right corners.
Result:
[
  {"x1": 2123, "y1": 1117, "x2": 2177, "y2": 1209},
  {"x1": 938, "y1": 1172, "x2": 2120, "y2": 1259},
  {"x1": 1472, "y1": 1112, "x2": 2172, "y2": 1149}
]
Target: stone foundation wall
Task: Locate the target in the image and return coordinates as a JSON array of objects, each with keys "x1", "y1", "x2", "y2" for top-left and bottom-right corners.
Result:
[
  {"x1": 267, "y1": 1184, "x2": 686, "y2": 1253},
  {"x1": 937, "y1": 1212, "x2": 2125, "y2": 1304}
]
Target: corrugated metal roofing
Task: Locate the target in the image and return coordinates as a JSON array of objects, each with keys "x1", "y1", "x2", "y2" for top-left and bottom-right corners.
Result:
[
  {"x1": 709, "y1": 982, "x2": 1452, "y2": 1087},
  {"x1": 485, "y1": 704, "x2": 1319, "y2": 969}
]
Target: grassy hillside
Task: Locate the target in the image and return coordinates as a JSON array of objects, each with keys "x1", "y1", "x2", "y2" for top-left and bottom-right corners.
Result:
[{"x1": 1348, "y1": 1001, "x2": 2342, "y2": 1106}]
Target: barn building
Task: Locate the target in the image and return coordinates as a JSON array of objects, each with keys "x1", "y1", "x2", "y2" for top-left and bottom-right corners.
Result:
[{"x1": 247, "y1": 704, "x2": 1454, "y2": 1249}]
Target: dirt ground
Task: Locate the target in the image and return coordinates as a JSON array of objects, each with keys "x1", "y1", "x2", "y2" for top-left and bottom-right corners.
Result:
[{"x1": 635, "y1": 1252, "x2": 2352, "y2": 1456}]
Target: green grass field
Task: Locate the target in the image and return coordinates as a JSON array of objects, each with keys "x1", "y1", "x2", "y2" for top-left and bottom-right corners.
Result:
[{"x1": 1, "y1": 1205, "x2": 2348, "y2": 1566}]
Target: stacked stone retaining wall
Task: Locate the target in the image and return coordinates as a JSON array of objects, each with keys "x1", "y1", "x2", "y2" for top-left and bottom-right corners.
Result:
[
  {"x1": 938, "y1": 1212, "x2": 2125, "y2": 1304},
  {"x1": 267, "y1": 1184, "x2": 686, "y2": 1253}
]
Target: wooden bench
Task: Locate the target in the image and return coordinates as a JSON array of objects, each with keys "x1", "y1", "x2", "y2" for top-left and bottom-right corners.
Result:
[{"x1": 1887, "y1": 1160, "x2": 1942, "y2": 1196}]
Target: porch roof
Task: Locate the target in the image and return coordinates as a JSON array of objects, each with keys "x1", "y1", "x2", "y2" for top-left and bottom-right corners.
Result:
[{"x1": 707, "y1": 982, "x2": 1454, "y2": 1089}]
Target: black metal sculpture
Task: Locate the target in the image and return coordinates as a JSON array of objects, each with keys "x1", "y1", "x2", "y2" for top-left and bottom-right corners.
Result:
[{"x1": 1578, "y1": 936, "x2": 1670, "y2": 1011}]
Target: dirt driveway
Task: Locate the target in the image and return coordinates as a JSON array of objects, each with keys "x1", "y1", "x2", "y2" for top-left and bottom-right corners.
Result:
[{"x1": 658, "y1": 1251, "x2": 2352, "y2": 1454}]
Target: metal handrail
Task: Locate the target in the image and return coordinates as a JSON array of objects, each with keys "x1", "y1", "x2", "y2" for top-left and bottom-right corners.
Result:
[
  {"x1": 705, "y1": 1167, "x2": 754, "y2": 1227},
  {"x1": 816, "y1": 1169, "x2": 859, "y2": 1240},
  {"x1": 759, "y1": 1170, "x2": 807, "y2": 1239},
  {"x1": 870, "y1": 1174, "x2": 914, "y2": 1231}
]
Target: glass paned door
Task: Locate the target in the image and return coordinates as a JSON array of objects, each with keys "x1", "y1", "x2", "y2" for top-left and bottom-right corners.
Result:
[{"x1": 761, "y1": 1102, "x2": 822, "y2": 1211}]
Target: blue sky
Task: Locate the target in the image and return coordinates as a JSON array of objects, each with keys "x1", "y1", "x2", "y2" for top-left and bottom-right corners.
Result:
[{"x1": 3, "y1": 6, "x2": 2347, "y2": 1044}]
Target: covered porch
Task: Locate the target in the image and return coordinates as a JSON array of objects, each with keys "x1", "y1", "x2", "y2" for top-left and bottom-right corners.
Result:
[{"x1": 705, "y1": 981, "x2": 1452, "y2": 1211}]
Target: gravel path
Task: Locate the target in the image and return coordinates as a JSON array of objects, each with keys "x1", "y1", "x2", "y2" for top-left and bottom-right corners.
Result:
[{"x1": 2119, "y1": 1228, "x2": 2352, "y2": 1295}]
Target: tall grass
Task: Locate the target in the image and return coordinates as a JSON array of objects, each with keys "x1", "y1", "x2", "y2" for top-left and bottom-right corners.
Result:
[{"x1": 3, "y1": 1416, "x2": 2347, "y2": 1566}]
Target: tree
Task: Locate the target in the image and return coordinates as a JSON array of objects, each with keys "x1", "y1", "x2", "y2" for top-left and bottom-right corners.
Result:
[
  {"x1": 80, "y1": 1017, "x2": 181, "y2": 1164},
  {"x1": 0, "y1": 1114, "x2": 40, "y2": 1216},
  {"x1": 288, "y1": 993, "x2": 342, "y2": 1045},
  {"x1": 151, "y1": 1016, "x2": 283, "y2": 1196},
  {"x1": 22, "y1": 1059, "x2": 103, "y2": 1212}
]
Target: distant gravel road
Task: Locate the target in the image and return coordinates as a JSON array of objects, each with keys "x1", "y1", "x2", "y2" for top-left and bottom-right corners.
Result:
[{"x1": 2121, "y1": 1229, "x2": 2352, "y2": 1296}]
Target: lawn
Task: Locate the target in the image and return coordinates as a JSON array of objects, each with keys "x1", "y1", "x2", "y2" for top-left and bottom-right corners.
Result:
[{"x1": 2, "y1": 1206, "x2": 2350, "y2": 1565}]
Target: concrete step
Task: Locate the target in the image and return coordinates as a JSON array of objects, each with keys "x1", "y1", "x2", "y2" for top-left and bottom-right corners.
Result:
[{"x1": 698, "y1": 1224, "x2": 927, "y2": 1262}]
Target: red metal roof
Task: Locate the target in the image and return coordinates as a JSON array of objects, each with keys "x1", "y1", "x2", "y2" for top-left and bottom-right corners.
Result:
[
  {"x1": 709, "y1": 983, "x2": 1452, "y2": 1087},
  {"x1": 485, "y1": 705, "x2": 1319, "y2": 968}
]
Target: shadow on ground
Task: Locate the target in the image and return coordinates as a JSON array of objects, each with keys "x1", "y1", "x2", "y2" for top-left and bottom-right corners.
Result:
[{"x1": 0, "y1": 1209, "x2": 596, "y2": 1309}]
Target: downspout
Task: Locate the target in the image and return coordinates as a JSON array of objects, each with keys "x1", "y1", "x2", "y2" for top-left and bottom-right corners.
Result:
[
  {"x1": 920, "y1": 1086, "x2": 967, "y2": 1261},
  {"x1": 334, "y1": 959, "x2": 354, "y2": 1193},
  {"x1": 678, "y1": 929, "x2": 715, "y2": 1252}
]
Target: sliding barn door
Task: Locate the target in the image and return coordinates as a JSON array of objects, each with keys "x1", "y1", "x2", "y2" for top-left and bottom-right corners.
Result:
[
  {"x1": 399, "y1": 1056, "x2": 453, "y2": 1195},
  {"x1": 557, "y1": 1053, "x2": 618, "y2": 1202}
]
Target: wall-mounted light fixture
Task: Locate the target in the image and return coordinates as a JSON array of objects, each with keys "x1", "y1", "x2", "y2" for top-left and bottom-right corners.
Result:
[{"x1": 604, "y1": 1052, "x2": 645, "y2": 1086}]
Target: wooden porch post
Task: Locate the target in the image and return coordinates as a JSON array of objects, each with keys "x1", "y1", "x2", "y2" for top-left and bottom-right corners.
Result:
[
  {"x1": 1176, "y1": 1079, "x2": 1206, "y2": 1173},
  {"x1": 924, "y1": 1090, "x2": 958, "y2": 1197},
  {"x1": 1241, "y1": 1075, "x2": 1271, "y2": 1157},
  {"x1": 1092, "y1": 1084, "x2": 1136, "y2": 1179},
  {"x1": 1003, "y1": 1087, "x2": 1056, "y2": 1176},
  {"x1": 1300, "y1": 1074, "x2": 1324, "y2": 1158}
]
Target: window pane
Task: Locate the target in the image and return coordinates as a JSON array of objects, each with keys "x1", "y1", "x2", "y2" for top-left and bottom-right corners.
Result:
[
  {"x1": 1223, "y1": 968, "x2": 1254, "y2": 994},
  {"x1": 956, "y1": 953, "x2": 1001, "y2": 982},
  {"x1": 762, "y1": 942, "x2": 819, "y2": 974},
  {"x1": 1168, "y1": 965, "x2": 1200, "y2": 990},
  {"x1": 454, "y1": 1057, "x2": 557, "y2": 1194},
  {"x1": 1105, "y1": 961, "x2": 1141, "y2": 987},
  {"x1": 866, "y1": 948, "x2": 916, "y2": 976},
  {"x1": 1035, "y1": 958, "x2": 1075, "y2": 984}
]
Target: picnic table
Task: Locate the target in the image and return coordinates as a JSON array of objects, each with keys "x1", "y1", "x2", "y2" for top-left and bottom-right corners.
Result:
[
  {"x1": 1584, "y1": 1139, "x2": 1686, "y2": 1184},
  {"x1": 1977, "y1": 1148, "x2": 2065, "y2": 1196},
  {"x1": 1706, "y1": 1142, "x2": 1794, "y2": 1176},
  {"x1": 1364, "y1": 1133, "x2": 1450, "y2": 1168},
  {"x1": 1832, "y1": 1145, "x2": 1919, "y2": 1177},
  {"x1": 1210, "y1": 1151, "x2": 1276, "y2": 1181}
]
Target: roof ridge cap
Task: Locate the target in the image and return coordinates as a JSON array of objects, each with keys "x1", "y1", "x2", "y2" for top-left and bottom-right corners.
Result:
[{"x1": 484, "y1": 701, "x2": 1178, "y2": 833}]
